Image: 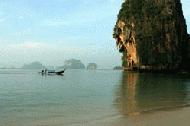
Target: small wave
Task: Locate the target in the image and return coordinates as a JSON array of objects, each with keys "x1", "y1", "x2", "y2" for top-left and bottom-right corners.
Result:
[
  {"x1": 65, "y1": 113, "x2": 122, "y2": 126},
  {"x1": 139, "y1": 103, "x2": 190, "y2": 114},
  {"x1": 0, "y1": 72, "x2": 37, "y2": 75},
  {"x1": 0, "y1": 72, "x2": 28, "y2": 75}
]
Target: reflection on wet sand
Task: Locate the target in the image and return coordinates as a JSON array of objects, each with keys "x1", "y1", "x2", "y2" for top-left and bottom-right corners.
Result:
[
  {"x1": 116, "y1": 72, "x2": 139, "y2": 116},
  {"x1": 115, "y1": 72, "x2": 189, "y2": 117}
]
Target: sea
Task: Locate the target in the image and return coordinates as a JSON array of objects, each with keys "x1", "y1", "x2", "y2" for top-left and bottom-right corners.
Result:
[{"x1": 0, "y1": 69, "x2": 190, "y2": 126}]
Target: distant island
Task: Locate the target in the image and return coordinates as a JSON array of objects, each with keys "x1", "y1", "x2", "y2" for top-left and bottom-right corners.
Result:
[
  {"x1": 21, "y1": 59, "x2": 86, "y2": 70},
  {"x1": 87, "y1": 63, "x2": 97, "y2": 70},
  {"x1": 113, "y1": 66, "x2": 123, "y2": 70},
  {"x1": 21, "y1": 61, "x2": 46, "y2": 69},
  {"x1": 59, "y1": 59, "x2": 85, "y2": 69}
]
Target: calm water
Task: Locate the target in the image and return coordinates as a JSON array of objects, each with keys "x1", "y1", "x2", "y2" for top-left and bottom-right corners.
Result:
[{"x1": 0, "y1": 69, "x2": 190, "y2": 126}]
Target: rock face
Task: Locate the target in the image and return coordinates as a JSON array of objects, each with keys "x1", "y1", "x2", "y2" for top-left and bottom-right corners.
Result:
[
  {"x1": 188, "y1": 34, "x2": 190, "y2": 66},
  {"x1": 113, "y1": 0, "x2": 190, "y2": 71}
]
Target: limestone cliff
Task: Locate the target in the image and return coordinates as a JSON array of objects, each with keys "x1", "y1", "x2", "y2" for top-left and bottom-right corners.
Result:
[{"x1": 113, "y1": 0, "x2": 190, "y2": 71}]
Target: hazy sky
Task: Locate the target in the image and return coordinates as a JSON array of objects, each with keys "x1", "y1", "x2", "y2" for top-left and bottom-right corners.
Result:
[{"x1": 0, "y1": 0, "x2": 189, "y2": 68}]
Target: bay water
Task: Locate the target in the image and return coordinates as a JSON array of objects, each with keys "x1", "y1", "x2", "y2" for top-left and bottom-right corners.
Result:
[{"x1": 0, "y1": 69, "x2": 190, "y2": 126}]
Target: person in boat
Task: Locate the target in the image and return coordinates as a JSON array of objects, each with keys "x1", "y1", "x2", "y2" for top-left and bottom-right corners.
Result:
[{"x1": 41, "y1": 70, "x2": 44, "y2": 74}]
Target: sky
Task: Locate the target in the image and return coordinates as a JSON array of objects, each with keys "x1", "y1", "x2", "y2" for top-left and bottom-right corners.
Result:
[{"x1": 0, "y1": 0, "x2": 189, "y2": 69}]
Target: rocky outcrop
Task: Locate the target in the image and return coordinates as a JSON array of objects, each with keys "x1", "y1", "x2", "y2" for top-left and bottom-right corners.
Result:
[{"x1": 113, "y1": 0, "x2": 190, "y2": 72}]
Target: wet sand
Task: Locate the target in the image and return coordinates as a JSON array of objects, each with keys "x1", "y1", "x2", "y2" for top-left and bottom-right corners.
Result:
[{"x1": 84, "y1": 107, "x2": 190, "y2": 126}]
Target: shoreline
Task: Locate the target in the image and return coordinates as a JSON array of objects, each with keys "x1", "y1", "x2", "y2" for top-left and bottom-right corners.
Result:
[{"x1": 123, "y1": 66, "x2": 190, "y2": 74}]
